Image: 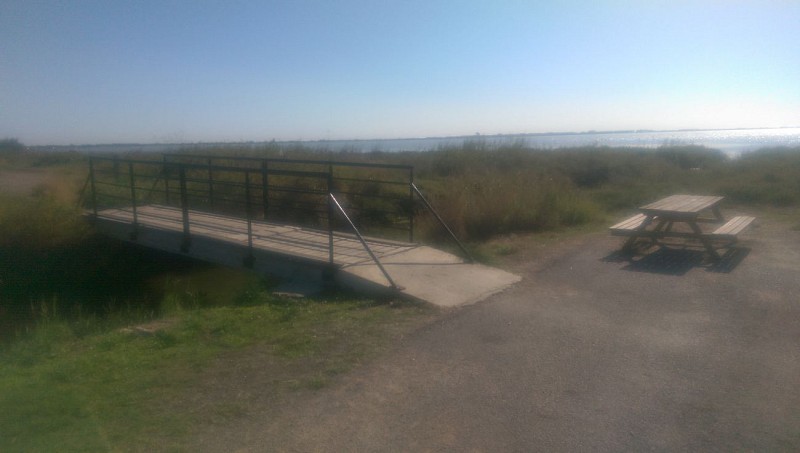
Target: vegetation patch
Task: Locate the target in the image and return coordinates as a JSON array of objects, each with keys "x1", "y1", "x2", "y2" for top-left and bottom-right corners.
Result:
[{"x1": 0, "y1": 291, "x2": 431, "y2": 451}]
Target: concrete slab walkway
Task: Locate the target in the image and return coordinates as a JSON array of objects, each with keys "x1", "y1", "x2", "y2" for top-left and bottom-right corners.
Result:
[{"x1": 340, "y1": 245, "x2": 521, "y2": 307}]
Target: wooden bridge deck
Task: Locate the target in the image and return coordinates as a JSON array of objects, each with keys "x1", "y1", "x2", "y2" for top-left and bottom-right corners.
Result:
[{"x1": 93, "y1": 204, "x2": 416, "y2": 267}]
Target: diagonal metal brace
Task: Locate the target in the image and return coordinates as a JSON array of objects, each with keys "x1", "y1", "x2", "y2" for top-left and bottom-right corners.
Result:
[{"x1": 329, "y1": 194, "x2": 401, "y2": 291}]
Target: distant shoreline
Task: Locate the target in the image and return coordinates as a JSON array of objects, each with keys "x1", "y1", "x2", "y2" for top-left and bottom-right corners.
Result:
[{"x1": 27, "y1": 125, "x2": 800, "y2": 150}]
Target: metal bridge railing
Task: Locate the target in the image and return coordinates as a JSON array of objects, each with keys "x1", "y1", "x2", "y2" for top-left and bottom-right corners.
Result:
[{"x1": 83, "y1": 154, "x2": 472, "y2": 288}]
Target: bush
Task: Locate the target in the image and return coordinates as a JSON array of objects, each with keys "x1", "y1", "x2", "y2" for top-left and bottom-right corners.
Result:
[
  {"x1": 412, "y1": 150, "x2": 601, "y2": 241},
  {"x1": 0, "y1": 193, "x2": 89, "y2": 249},
  {"x1": 0, "y1": 138, "x2": 25, "y2": 155}
]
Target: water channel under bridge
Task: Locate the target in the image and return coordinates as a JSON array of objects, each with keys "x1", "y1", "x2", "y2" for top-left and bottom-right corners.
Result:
[{"x1": 83, "y1": 154, "x2": 519, "y2": 307}]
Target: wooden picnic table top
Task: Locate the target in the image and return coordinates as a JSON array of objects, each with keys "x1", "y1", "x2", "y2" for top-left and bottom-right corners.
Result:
[{"x1": 639, "y1": 194, "x2": 724, "y2": 217}]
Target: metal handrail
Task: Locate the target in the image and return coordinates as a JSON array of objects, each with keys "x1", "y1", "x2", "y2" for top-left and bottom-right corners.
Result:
[
  {"x1": 329, "y1": 193, "x2": 400, "y2": 290},
  {"x1": 165, "y1": 153, "x2": 413, "y2": 171},
  {"x1": 87, "y1": 155, "x2": 471, "y2": 275},
  {"x1": 90, "y1": 156, "x2": 330, "y2": 180},
  {"x1": 411, "y1": 183, "x2": 473, "y2": 263},
  {"x1": 91, "y1": 155, "x2": 412, "y2": 235}
]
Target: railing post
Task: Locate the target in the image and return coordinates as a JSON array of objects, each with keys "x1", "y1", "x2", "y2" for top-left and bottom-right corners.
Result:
[
  {"x1": 207, "y1": 158, "x2": 214, "y2": 207},
  {"x1": 179, "y1": 166, "x2": 191, "y2": 252},
  {"x1": 113, "y1": 155, "x2": 120, "y2": 179},
  {"x1": 408, "y1": 167, "x2": 414, "y2": 242},
  {"x1": 88, "y1": 157, "x2": 98, "y2": 218},
  {"x1": 327, "y1": 169, "x2": 334, "y2": 266},
  {"x1": 128, "y1": 162, "x2": 138, "y2": 241},
  {"x1": 261, "y1": 160, "x2": 269, "y2": 219},
  {"x1": 162, "y1": 154, "x2": 170, "y2": 204},
  {"x1": 243, "y1": 171, "x2": 255, "y2": 268},
  {"x1": 412, "y1": 183, "x2": 474, "y2": 263}
]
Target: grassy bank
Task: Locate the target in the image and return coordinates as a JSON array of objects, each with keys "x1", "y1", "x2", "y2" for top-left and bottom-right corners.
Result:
[{"x1": 1, "y1": 294, "x2": 429, "y2": 451}]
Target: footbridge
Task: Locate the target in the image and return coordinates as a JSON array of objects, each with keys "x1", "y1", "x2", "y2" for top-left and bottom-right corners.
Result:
[{"x1": 83, "y1": 154, "x2": 519, "y2": 307}]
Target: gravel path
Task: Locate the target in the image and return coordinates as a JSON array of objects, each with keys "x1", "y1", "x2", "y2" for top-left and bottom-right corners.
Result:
[{"x1": 192, "y1": 215, "x2": 800, "y2": 452}]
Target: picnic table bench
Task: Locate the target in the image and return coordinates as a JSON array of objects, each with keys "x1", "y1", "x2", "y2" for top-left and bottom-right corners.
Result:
[{"x1": 610, "y1": 194, "x2": 755, "y2": 260}]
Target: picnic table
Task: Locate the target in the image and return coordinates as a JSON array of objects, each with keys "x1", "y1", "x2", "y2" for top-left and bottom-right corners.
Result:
[{"x1": 610, "y1": 194, "x2": 755, "y2": 260}]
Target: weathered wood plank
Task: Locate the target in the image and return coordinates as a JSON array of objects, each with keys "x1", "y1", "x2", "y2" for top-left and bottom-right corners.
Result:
[
  {"x1": 92, "y1": 204, "x2": 415, "y2": 267},
  {"x1": 640, "y1": 195, "x2": 724, "y2": 214},
  {"x1": 711, "y1": 216, "x2": 755, "y2": 238},
  {"x1": 610, "y1": 214, "x2": 651, "y2": 235}
]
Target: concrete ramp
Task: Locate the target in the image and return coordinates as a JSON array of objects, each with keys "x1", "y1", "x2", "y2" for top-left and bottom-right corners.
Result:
[{"x1": 338, "y1": 246, "x2": 521, "y2": 307}]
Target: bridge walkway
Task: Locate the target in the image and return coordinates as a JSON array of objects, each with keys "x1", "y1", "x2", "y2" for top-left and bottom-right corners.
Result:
[{"x1": 86, "y1": 155, "x2": 519, "y2": 306}]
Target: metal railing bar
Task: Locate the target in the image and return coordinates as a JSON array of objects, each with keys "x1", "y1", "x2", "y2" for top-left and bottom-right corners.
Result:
[
  {"x1": 162, "y1": 154, "x2": 170, "y2": 203},
  {"x1": 264, "y1": 186, "x2": 327, "y2": 196},
  {"x1": 179, "y1": 167, "x2": 191, "y2": 252},
  {"x1": 128, "y1": 162, "x2": 138, "y2": 239},
  {"x1": 261, "y1": 160, "x2": 269, "y2": 219},
  {"x1": 90, "y1": 156, "x2": 332, "y2": 179},
  {"x1": 329, "y1": 193, "x2": 400, "y2": 290},
  {"x1": 91, "y1": 166, "x2": 160, "y2": 175},
  {"x1": 408, "y1": 167, "x2": 414, "y2": 243},
  {"x1": 331, "y1": 206, "x2": 401, "y2": 218},
  {"x1": 186, "y1": 173, "x2": 321, "y2": 188},
  {"x1": 95, "y1": 178, "x2": 134, "y2": 188},
  {"x1": 165, "y1": 153, "x2": 413, "y2": 171},
  {"x1": 331, "y1": 176, "x2": 408, "y2": 186},
  {"x1": 77, "y1": 170, "x2": 92, "y2": 209},
  {"x1": 243, "y1": 171, "x2": 255, "y2": 267},
  {"x1": 94, "y1": 193, "x2": 136, "y2": 202},
  {"x1": 93, "y1": 195, "x2": 344, "y2": 223},
  {"x1": 181, "y1": 186, "x2": 217, "y2": 195},
  {"x1": 411, "y1": 183, "x2": 473, "y2": 263},
  {"x1": 332, "y1": 191, "x2": 408, "y2": 202},
  {"x1": 331, "y1": 176, "x2": 409, "y2": 186},
  {"x1": 132, "y1": 173, "x2": 167, "y2": 181},
  {"x1": 89, "y1": 158, "x2": 98, "y2": 216}
]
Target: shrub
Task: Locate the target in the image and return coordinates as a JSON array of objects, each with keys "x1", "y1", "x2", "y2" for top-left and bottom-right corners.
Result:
[
  {"x1": 0, "y1": 193, "x2": 89, "y2": 249},
  {"x1": 0, "y1": 138, "x2": 25, "y2": 155}
]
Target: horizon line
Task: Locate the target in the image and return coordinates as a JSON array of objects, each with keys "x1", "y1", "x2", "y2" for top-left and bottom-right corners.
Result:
[{"x1": 26, "y1": 125, "x2": 800, "y2": 149}]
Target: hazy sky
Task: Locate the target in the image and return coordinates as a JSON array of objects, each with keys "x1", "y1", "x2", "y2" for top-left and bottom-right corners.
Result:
[{"x1": 2, "y1": 1, "x2": 798, "y2": 146}]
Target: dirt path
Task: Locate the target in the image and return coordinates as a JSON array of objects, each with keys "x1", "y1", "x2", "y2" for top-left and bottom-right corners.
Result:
[{"x1": 189, "y1": 214, "x2": 800, "y2": 452}]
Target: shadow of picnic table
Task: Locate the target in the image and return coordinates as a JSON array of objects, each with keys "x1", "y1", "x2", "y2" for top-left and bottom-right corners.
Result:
[{"x1": 602, "y1": 245, "x2": 751, "y2": 276}]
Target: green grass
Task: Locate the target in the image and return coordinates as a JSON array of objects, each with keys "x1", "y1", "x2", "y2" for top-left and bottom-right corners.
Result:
[{"x1": 0, "y1": 294, "x2": 429, "y2": 451}]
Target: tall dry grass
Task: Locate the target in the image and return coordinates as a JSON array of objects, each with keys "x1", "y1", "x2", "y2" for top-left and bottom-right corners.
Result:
[{"x1": 158, "y1": 142, "x2": 800, "y2": 242}]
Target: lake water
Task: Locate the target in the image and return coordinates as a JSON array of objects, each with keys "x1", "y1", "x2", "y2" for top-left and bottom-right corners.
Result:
[
  {"x1": 291, "y1": 127, "x2": 800, "y2": 158},
  {"x1": 51, "y1": 127, "x2": 800, "y2": 158}
]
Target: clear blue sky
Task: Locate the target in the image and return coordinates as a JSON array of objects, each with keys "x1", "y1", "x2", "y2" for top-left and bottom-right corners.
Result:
[{"x1": 2, "y1": 1, "x2": 798, "y2": 146}]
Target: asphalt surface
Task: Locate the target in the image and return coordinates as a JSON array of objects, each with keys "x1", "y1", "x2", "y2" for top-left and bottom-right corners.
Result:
[{"x1": 198, "y1": 217, "x2": 800, "y2": 452}]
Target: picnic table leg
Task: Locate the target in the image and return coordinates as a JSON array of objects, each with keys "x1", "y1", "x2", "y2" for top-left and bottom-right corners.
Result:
[
  {"x1": 622, "y1": 237, "x2": 638, "y2": 252},
  {"x1": 648, "y1": 219, "x2": 669, "y2": 247},
  {"x1": 712, "y1": 206, "x2": 725, "y2": 222},
  {"x1": 621, "y1": 215, "x2": 655, "y2": 252},
  {"x1": 688, "y1": 221, "x2": 721, "y2": 260}
]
